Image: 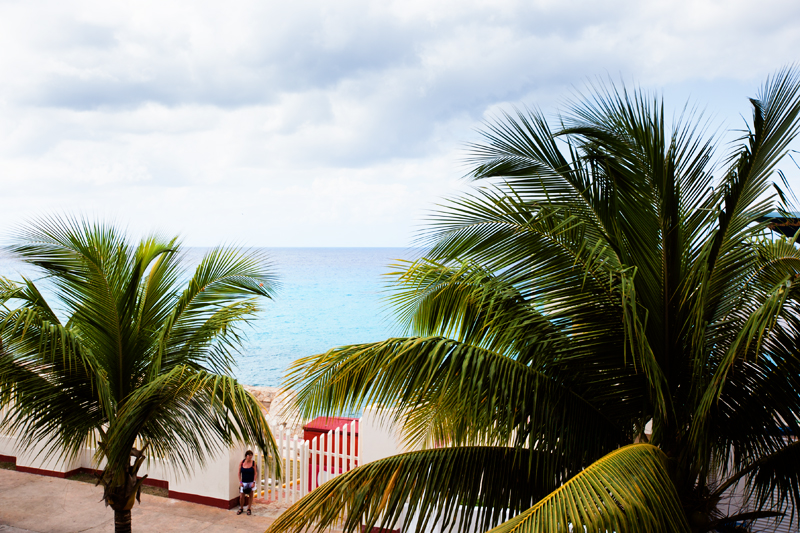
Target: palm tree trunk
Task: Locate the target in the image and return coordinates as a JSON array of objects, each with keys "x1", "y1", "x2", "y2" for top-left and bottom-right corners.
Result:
[{"x1": 114, "y1": 509, "x2": 132, "y2": 533}]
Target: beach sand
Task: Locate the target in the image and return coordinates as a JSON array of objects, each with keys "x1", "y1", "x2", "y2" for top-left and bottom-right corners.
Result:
[{"x1": 243, "y1": 385, "x2": 302, "y2": 437}]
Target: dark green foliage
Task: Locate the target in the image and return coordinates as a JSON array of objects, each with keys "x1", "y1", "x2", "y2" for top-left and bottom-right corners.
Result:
[
  {"x1": 0, "y1": 217, "x2": 278, "y2": 533},
  {"x1": 272, "y1": 68, "x2": 800, "y2": 533}
]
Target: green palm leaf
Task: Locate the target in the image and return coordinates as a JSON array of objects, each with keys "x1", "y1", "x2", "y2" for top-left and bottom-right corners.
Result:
[
  {"x1": 387, "y1": 258, "x2": 568, "y2": 360},
  {"x1": 744, "y1": 440, "x2": 800, "y2": 527},
  {"x1": 107, "y1": 368, "x2": 277, "y2": 474},
  {"x1": 285, "y1": 336, "x2": 626, "y2": 462},
  {"x1": 487, "y1": 444, "x2": 689, "y2": 533},
  {"x1": 276, "y1": 67, "x2": 800, "y2": 532},
  {"x1": 0, "y1": 216, "x2": 278, "y2": 532},
  {"x1": 267, "y1": 446, "x2": 567, "y2": 533}
]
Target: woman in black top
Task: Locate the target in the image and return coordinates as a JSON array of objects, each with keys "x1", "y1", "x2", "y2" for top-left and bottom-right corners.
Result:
[{"x1": 237, "y1": 450, "x2": 258, "y2": 515}]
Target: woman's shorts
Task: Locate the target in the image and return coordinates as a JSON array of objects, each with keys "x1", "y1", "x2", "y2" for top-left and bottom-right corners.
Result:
[{"x1": 240, "y1": 482, "x2": 255, "y2": 494}]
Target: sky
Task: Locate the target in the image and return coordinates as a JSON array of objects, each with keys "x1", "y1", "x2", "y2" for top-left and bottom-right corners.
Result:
[{"x1": 0, "y1": 0, "x2": 799, "y2": 247}]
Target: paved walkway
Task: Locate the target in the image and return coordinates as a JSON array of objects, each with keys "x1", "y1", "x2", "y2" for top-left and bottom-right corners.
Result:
[{"x1": 0, "y1": 468, "x2": 305, "y2": 533}]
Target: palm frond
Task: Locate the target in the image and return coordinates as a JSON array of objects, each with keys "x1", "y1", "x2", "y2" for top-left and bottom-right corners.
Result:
[
  {"x1": 744, "y1": 440, "x2": 800, "y2": 528},
  {"x1": 156, "y1": 246, "x2": 276, "y2": 374},
  {"x1": 267, "y1": 446, "x2": 566, "y2": 533},
  {"x1": 388, "y1": 258, "x2": 567, "y2": 359},
  {"x1": 285, "y1": 337, "x2": 627, "y2": 466},
  {"x1": 0, "y1": 304, "x2": 108, "y2": 462},
  {"x1": 487, "y1": 444, "x2": 689, "y2": 533},
  {"x1": 106, "y1": 367, "x2": 277, "y2": 476},
  {"x1": 0, "y1": 216, "x2": 279, "y2": 519}
]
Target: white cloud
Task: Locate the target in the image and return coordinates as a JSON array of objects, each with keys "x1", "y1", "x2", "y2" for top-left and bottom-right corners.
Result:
[{"x1": 0, "y1": 0, "x2": 798, "y2": 245}]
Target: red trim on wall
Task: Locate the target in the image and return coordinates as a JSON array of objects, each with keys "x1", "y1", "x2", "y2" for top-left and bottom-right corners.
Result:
[
  {"x1": 74, "y1": 468, "x2": 168, "y2": 489},
  {"x1": 168, "y1": 490, "x2": 239, "y2": 510},
  {"x1": 142, "y1": 477, "x2": 168, "y2": 489},
  {"x1": 0, "y1": 454, "x2": 16, "y2": 464},
  {"x1": 14, "y1": 465, "x2": 168, "y2": 490},
  {"x1": 16, "y1": 466, "x2": 71, "y2": 478},
  {"x1": 12, "y1": 463, "x2": 241, "y2": 510}
]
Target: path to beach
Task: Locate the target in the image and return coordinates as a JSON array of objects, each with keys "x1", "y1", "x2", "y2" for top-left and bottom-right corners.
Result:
[{"x1": 0, "y1": 467, "x2": 330, "y2": 533}]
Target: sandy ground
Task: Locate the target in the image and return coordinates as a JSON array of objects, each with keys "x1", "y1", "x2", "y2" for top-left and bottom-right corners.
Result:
[
  {"x1": 241, "y1": 386, "x2": 281, "y2": 413},
  {"x1": 243, "y1": 386, "x2": 303, "y2": 437}
]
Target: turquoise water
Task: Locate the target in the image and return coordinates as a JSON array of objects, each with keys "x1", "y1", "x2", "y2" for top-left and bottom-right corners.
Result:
[
  {"x1": 233, "y1": 248, "x2": 415, "y2": 386},
  {"x1": 0, "y1": 247, "x2": 416, "y2": 386}
]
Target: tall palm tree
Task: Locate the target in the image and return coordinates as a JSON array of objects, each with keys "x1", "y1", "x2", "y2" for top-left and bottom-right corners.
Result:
[
  {"x1": 268, "y1": 68, "x2": 800, "y2": 533},
  {"x1": 0, "y1": 218, "x2": 278, "y2": 533}
]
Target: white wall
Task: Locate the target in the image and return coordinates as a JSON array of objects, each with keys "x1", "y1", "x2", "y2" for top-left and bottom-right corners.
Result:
[
  {"x1": 3, "y1": 434, "x2": 81, "y2": 474},
  {"x1": 0, "y1": 409, "x2": 411, "y2": 508},
  {"x1": 169, "y1": 442, "x2": 242, "y2": 503},
  {"x1": 0, "y1": 430, "x2": 239, "y2": 505},
  {"x1": 359, "y1": 406, "x2": 420, "y2": 465}
]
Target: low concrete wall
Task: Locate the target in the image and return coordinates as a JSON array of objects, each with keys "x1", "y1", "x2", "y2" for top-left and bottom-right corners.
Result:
[
  {"x1": 168, "y1": 444, "x2": 244, "y2": 509},
  {"x1": 0, "y1": 432, "x2": 241, "y2": 509},
  {"x1": 9, "y1": 434, "x2": 82, "y2": 478},
  {"x1": 0, "y1": 411, "x2": 401, "y2": 510}
]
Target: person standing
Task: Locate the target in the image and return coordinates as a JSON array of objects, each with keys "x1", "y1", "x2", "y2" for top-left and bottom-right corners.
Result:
[{"x1": 237, "y1": 450, "x2": 258, "y2": 515}]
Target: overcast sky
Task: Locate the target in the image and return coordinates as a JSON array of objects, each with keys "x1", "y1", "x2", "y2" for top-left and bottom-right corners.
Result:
[{"x1": 1, "y1": 0, "x2": 799, "y2": 247}]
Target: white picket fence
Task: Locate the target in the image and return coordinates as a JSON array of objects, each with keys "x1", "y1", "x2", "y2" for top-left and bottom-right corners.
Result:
[{"x1": 254, "y1": 418, "x2": 360, "y2": 505}]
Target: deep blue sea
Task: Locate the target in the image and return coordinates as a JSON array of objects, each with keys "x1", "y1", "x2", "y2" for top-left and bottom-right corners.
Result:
[{"x1": 0, "y1": 247, "x2": 417, "y2": 386}]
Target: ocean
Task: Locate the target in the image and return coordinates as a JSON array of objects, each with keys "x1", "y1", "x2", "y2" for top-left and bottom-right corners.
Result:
[
  {"x1": 0, "y1": 247, "x2": 417, "y2": 386},
  {"x1": 232, "y1": 247, "x2": 415, "y2": 386}
]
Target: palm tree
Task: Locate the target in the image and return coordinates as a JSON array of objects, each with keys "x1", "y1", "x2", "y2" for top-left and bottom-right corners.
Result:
[
  {"x1": 267, "y1": 68, "x2": 800, "y2": 533},
  {"x1": 0, "y1": 218, "x2": 278, "y2": 533}
]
